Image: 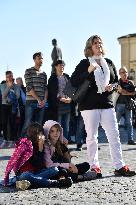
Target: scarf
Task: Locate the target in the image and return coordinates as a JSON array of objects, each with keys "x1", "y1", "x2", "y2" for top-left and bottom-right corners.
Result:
[{"x1": 88, "y1": 56, "x2": 110, "y2": 94}]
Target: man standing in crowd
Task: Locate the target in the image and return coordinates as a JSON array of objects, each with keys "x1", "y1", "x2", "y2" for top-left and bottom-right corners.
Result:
[
  {"x1": 0, "y1": 71, "x2": 20, "y2": 148},
  {"x1": 116, "y1": 67, "x2": 136, "y2": 145},
  {"x1": 22, "y1": 52, "x2": 47, "y2": 136}
]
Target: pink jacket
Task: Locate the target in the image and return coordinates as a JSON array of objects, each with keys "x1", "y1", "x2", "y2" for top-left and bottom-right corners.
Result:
[
  {"x1": 43, "y1": 120, "x2": 69, "y2": 169},
  {"x1": 4, "y1": 138, "x2": 33, "y2": 185}
]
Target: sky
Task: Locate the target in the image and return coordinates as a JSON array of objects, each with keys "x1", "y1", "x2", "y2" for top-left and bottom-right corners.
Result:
[{"x1": 0, "y1": 0, "x2": 136, "y2": 83}]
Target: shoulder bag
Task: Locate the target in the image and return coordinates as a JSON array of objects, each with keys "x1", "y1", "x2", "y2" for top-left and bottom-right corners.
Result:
[{"x1": 63, "y1": 79, "x2": 90, "y2": 103}]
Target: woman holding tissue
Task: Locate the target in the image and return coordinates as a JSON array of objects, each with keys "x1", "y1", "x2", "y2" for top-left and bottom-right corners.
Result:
[{"x1": 70, "y1": 35, "x2": 136, "y2": 177}]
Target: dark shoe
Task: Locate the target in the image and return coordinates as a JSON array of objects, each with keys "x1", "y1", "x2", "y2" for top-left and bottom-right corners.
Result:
[
  {"x1": 68, "y1": 140, "x2": 75, "y2": 144},
  {"x1": 128, "y1": 140, "x2": 136, "y2": 145},
  {"x1": 76, "y1": 147, "x2": 82, "y2": 151},
  {"x1": 58, "y1": 177, "x2": 73, "y2": 188},
  {"x1": 76, "y1": 143, "x2": 83, "y2": 151},
  {"x1": 98, "y1": 146, "x2": 101, "y2": 150},
  {"x1": 114, "y1": 165, "x2": 136, "y2": 177},
  {"x1": 78, "y1": 171, "x2": 97, "y2": 181},
  {"x1": 91, "y1": 167, "x2": 102, "y2": 178}
]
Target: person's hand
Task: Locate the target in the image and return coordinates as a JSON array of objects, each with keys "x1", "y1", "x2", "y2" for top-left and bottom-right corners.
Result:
[
  {"x1": 38, "y1": 100, "x2": 45, "y2": 108},
  {"x1": 105, "y1": 84, "x2": 113, "y2": 92},
  {"x1": 38, "y1": 135, "x2": 45, "y2": 152},
  {"x1": 117, "y1": 85, "x2": 123, "y2": 94},
  {"x1": 60, "y1": 97, "x2": 71, "y2": 103},
  {"x1": 41, "y1": 99, "x2": 46, "y2": 107},
  {"x1": 88, "y1": 63, "x2": 98, "y2": 73},
  {"x1": 63, "y1": 138, "x2": 68, "y2": 146},
  {"x1": 68, "y1": 163, "x2": 78, "y2": 173}
]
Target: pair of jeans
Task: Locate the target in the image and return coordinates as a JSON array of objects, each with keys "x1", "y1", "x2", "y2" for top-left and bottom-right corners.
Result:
[
  {"x1": 76, "y1": 114, "x2": 86, "y2": 145},
  {"x1": 21, "y1": 101, "x2": 45, "y2": 136},
  {"x1": 58, "y1": 112, "x2": 70, "y2": 140},
  {"x1": 116, "y1": 103, "x2": 133, "y2": 141},
  {"x1": 16, "y1": 167, "x2": 59, "y2": 188}
]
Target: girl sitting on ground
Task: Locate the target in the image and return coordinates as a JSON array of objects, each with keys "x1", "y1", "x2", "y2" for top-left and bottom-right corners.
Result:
[
  {"x1": 4, "y1": 122, "x2": 72, "y2": 190},
  {"x1": 43, "y1": 120, "x2": 96, "y2": 182}
]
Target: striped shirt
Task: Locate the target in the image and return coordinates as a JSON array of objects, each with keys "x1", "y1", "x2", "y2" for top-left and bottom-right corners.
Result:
[{"x1": 24, "y1": 67, "x2": 47, "y2": 101}]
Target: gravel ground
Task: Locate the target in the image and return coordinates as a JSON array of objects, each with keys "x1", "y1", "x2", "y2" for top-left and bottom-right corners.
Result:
[{"x1": 0, "y1": 127, "x2": 136, "y2": 205}]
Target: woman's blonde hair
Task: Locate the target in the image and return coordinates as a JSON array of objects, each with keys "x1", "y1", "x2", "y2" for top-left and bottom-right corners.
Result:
[
  {"x1": 119, "y1": 66, "x2": 128, "y2": 74},
  {"x1": 84, "y1": 35, "x2": 105, "y2": 58}
]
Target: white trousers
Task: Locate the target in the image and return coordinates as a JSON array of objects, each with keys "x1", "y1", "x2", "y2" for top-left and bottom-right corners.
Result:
[{"x1": 81, "y1": 108, "x2": 125, "y2": 170}]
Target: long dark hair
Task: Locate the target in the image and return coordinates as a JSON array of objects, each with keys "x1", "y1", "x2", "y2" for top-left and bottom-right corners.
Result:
[
  {"x1": 27, "y1": 122, "x2": 44, "y2": 150},
  {"x1": 50, "y1": 124, "x2": 63, "y2": 157}
]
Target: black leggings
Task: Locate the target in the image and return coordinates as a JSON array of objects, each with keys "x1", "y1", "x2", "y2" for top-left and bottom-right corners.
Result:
[{"x1": 58, "y1": 162, "x2": 90, "y2": 182}]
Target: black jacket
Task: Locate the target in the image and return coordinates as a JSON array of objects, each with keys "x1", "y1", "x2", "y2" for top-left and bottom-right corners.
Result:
[
  {"x1": 70, "y1": 58, "x2": 118, "y2": 111},
  {"x1": 47, "y1": 73, "x2": 70, "y2": 120},
  {"x1": 117, "y1": 78, "x2": 135, "y2": 104}
]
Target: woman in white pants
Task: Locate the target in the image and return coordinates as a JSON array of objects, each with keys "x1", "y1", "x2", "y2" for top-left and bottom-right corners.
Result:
[{"x1": 70, "y1": 35, "x2": 135, "y2": 177}]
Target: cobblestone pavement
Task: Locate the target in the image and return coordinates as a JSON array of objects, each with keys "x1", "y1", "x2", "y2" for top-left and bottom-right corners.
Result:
[{"x1": 0, "y1": 127, "x2": 136, "y2": 205}]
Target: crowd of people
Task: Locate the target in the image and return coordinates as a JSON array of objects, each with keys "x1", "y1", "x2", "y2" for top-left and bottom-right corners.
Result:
[
  {"x1": 1, "y1": 35, "x2": 136, "y2": 190},
  {"x1": 0, "y1": 53, "x2": 85, "y2": 150}
]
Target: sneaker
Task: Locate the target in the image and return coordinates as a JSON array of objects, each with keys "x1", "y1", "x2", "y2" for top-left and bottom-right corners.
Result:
[
  {"x1": 91, "y1": 166, "x2": 102, "y2": 178},
  {"x1": 0, "y1": 140, "x2": 8, "y2": 149},
  {"x1": 114, "y1": 165, "x2": 136, "y2": 177},
  {"x1": 128, "y1": 140, "x2": 136, "y2": 145},
  {"x1": 7, "y1": 141, "x2": 15, "y2": 148},
  {"x1": 79, "y1": 171, "x2": 97, "y2": 181},
  {"x1": 16, "y1": 180, "x2": 31, "y2": 190},
  {"x1": 58, "y1": 177, "x2": 73, "y2": 188}
]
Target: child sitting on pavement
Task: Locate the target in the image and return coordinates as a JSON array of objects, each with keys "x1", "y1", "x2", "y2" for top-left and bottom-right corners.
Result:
[
  {"x1": 4, "y1": 122, "x2": 72, "y2": 190},
  {"x1": 43, "y1": 120, "x2": 97, "y2": 182}
]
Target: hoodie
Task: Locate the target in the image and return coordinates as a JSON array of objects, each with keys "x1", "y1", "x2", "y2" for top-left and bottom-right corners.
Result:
[{"x1": 43, "y1": 120, "x2": 70, "y2": 169}]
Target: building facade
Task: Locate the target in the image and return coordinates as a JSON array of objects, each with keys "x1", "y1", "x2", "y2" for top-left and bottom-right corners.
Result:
[{"x1": 118, "y1": 33, "x2": 136, "y2": 84}]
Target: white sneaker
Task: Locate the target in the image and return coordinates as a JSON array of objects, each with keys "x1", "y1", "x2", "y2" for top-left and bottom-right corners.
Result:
[
  {"x1": 16, "y1": 180, "x2": 31, "y2": 190},
  {"x1": 0, "y1": 140, "x2": 8, "y2": 148}
]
